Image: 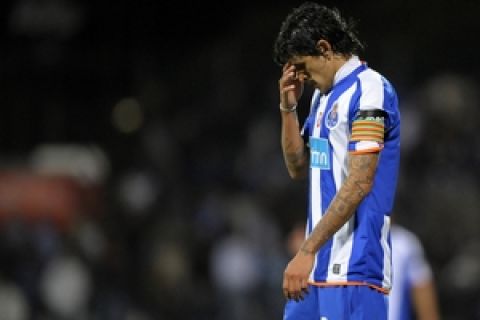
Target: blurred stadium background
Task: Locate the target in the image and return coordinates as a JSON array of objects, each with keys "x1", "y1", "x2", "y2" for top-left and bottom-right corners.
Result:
[{"x1": 0, "y1": 0, "x2": 479, "y2": 319}]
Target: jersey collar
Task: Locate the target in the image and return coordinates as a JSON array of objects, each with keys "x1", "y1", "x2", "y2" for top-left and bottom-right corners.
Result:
[{"x1": 333, "y1": 55, "x2": 363, "y2": 86}]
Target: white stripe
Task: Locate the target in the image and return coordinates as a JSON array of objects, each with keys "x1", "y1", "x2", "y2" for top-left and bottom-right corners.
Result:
[
  {"x1": 381, "y1": 215, "x2": 392, "y2": 289},
  {"x1": 309, "y1": 165, "x2": 320, "y2": 282},
  {"x1": 330, "y1": 83, "x2": 356, "y2": 189},
  {"x1": 358, "y1": 70, "x2": 384, "y2": 111},
  {"x1": 308, "y1": 94, "x2": 327, "y2": 281},
  {"x1": 310, "y1": 90, "x2": 321, "y2": 107},
  {"x1": 354, "y1": 140, "x2": 382, "y2": 152},
  {"x1": 326, "y1": 83, "x2": 357, "y2": 281}
]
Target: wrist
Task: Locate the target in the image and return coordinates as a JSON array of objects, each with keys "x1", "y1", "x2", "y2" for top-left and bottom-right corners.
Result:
[
  {"x1": 279, "y1": 103, "x2": 297, "y2": 113},
  {"x1": 299, "y1": 244, "x2": 315, "y2": 256}
]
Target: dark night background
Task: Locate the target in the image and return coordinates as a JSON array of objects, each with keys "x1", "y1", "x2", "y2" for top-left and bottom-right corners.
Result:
[{"x1": 0, "y1": 0, "x2": 479, "y2": 319}]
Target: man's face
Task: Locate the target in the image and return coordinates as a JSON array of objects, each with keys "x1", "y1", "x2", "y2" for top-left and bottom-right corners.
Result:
[{"x1": 289, "y1": 55, "x2": 335, "y2": 93}]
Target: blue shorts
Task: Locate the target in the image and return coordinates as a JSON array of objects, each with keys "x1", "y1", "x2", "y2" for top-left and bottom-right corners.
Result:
[{"x1": 284, "y1": 285, "x2": 388, "y2": 320}]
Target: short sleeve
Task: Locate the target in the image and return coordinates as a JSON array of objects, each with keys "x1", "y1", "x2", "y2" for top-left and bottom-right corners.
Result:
[{"x1": 348, "y1": 71, "x2": 395, "y2": 154}]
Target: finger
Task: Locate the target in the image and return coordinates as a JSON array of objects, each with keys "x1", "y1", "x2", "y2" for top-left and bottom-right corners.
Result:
[
  {"x1": 290, "y1": 290, "x2": 302, "y2": 301},
  {"x1": 279, "y1": 73, "x2": 295, "y2": 89},
  {"x1": 283, "y1": 66, "x2": 296, "y2": 78},
  {"x1": 282, "y1": 62, "x2": 294, "y2": 72},
  {"x1": 281, "y1": 85, "x2": 296, "y2": 94},
  {"x1": 285, "y1": 275, "x2": 297, "y2": 301},
  {"x1": 291, "y1": 277, "x2": 302, "y2": 301},
  {"x1": 301, "y1": 279, "x2": 309, "y2": 293},
  {"x1": 301, "y1": 286, "x2": 309, "y2": 295},
  {"x1": 300, "y1": 280, "x2": 309, "y2": 300},
  {"x1": 281, "y1": 72, "x2": 297, "y2": 85},
  {"x1": 286, "y1": 71, "x2": 296, "y2": 79}
]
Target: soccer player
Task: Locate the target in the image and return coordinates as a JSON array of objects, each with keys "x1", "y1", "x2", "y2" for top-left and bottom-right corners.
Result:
[
  {"x1": 390, "y1": 224, "x2": 440, "y2": 320},
  {"x1": 273, "y1": 3, "x2": 401, "y2": 320}
]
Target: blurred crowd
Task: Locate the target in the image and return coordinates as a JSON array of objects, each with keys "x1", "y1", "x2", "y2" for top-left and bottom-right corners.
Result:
[{"x1": 0, "y1": 0, "x2": 480, "y2": 319}]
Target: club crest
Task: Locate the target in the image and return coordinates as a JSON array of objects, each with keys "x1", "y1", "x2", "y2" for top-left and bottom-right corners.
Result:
[{"x1": 325, "y1": 102, "x2": 340, "y2": 129}]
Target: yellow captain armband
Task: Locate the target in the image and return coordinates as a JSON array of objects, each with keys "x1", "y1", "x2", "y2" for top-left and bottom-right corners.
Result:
[{"x1": 351, "y1": 109, "x2": 387, "y2": 143}]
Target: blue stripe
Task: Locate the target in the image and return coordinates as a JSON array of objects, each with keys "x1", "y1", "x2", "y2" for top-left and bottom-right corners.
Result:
[
  {"x1": 347, "y1": 76, "x2": 400, "y2": 285},
  {"x1": 348, "y1": 79, "x2": 362, "y2": 126},
  {"x1": 307, "y1": 167, "x2": 312, "y2": 234},
  {"x1": 347, "y1": 80, "x2": 363, "y2": 152},
  {"x1": 347, "y1": 202, "x2": 386, "y2": 287}
]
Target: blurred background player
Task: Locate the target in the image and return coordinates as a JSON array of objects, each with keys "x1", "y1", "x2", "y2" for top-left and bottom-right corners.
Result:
[{"x1": 389, "y1": 223, "x2": 441, "y2": 320}]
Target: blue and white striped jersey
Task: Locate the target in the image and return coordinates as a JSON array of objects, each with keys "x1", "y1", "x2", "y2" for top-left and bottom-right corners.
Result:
[{"x1": 301, "y1": 56, "x2": 400, "y2": 292}]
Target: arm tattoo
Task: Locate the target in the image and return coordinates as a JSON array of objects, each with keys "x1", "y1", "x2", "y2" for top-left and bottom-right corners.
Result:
[
  {"x1": 283, "y1": 142, "x2": 308, "y2": 172},
  {"x1": 281, "y1": 121, "x2": 309, "y2": 177},
  {"x1": 301, "y1": 153, "x2": 379, "y2": 253},
  {"x1": 284, "y1": 152, "x2": 308, "y2": 178}
]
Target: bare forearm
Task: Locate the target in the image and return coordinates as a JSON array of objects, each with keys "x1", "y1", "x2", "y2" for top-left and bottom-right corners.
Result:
[
  {"x1": 300, "y1": 153, "x2": 378, "y2": 254},
  {"x1": 281, "y1": 111, "x2": 308, "y2": 179},
  {"x1": 413, "y1": 281, "x2": 441, "y2": 320}
]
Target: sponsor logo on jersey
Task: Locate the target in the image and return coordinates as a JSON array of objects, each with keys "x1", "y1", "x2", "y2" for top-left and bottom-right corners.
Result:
[{"x1": 309, "y1": 137, "x2": 330, "y2": 170}]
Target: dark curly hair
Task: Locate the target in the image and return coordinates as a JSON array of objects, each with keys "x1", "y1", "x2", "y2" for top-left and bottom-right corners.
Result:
[{"x1": 273, "y1": 2, "x2": 365, "y2": 66}]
